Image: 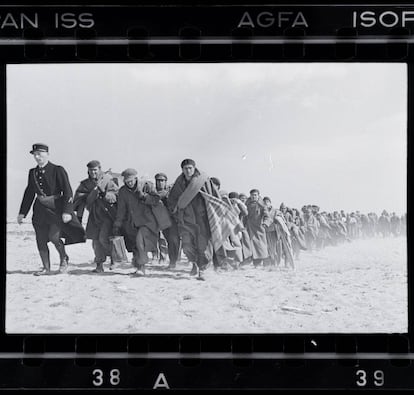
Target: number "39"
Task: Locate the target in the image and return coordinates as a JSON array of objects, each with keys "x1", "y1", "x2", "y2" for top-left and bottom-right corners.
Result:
[{"x1": 356, "y1": 370, "x2": 384, "y2": 387}]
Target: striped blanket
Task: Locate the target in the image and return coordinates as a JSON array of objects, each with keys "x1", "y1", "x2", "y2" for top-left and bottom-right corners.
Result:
[{"x1": 200, "y1": 191, "x2": 243, "y2": 253}]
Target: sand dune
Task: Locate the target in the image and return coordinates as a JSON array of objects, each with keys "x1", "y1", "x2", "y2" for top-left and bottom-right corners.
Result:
[{"x1": 6, "y1": 223, "x2": 407, "y2": 333}]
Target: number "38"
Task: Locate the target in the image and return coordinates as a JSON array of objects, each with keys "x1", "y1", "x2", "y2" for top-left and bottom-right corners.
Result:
[
  {"x1": 92, "y1": 369, "x2": 121, "y2": 386},
  {"x1": 356, "y1": 370, "x2": 384, "y2": 387}
]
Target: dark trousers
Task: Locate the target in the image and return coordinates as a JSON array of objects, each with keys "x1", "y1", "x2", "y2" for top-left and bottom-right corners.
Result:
[
  {"x1": 181, "y1": 229, "x2": 212, "y2": 269},
  {"x1": 33, "y1": 222, "x2": 67, "y2": 268},
  {"x1": 134, "y1": 226, "x2": 158, "y2": 267},
  {"x1": 161, "y1": 222, "x2": 180, "y2": 265},
  {"x1": 92, "y1": 220, "x2": 112, "y2": 264}
]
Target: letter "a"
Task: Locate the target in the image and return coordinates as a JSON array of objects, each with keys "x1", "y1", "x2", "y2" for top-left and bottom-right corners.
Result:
[
  {"x1": 153, "y1": 373, "x2": 170, "y2": 389},
  {"x1": 238, "y1": 12, "x2": 255, "y2": 28}
]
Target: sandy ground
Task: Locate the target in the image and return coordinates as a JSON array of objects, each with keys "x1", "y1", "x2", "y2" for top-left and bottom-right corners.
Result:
[{"x1": 5, "y1": 223, "x2": 407, "y2": 334}]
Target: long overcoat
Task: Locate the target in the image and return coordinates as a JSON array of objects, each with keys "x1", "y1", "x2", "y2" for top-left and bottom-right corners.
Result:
[
  {"x1": 73, "y1": 173, "x2": 118, "y2": 240},
  {"x1": 245, "y1": 199, "x2": 269, "y2": 260},
  {"x1": 19, "y1": 161, "x2": 85, "y2": 245}
]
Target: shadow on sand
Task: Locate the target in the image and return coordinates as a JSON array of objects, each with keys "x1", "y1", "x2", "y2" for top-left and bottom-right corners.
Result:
[
  {"x1": 67, "y1": 269, "x2": 133, "y2": 276},
  {"x1": 134, "y1": 272, "x2": 192, "y2": 281},
  {"x1": 7, "y1": 262, "x2": 193, "y2": 279},
  {"x1": 7, "y1": 269, "x2": 64, "y2": 276}
]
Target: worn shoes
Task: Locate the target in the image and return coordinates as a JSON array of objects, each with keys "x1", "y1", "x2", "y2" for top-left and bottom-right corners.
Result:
[
  {"x1": 33, "y1": 269, "x2": 51, "y2": 276},
  {"x1": 190, "y1": 263, "x2": 198, "y2": 276},
  {"x1": 59, "y1": 255, "x2": 69, "y2": 273},
  {"x1": 92, "y1": 261, "x2": 104, "y2": 273}
]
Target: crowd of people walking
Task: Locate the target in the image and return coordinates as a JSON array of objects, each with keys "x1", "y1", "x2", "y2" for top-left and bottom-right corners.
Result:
[{"x1": 17, "y1": 143, "x2": 406, "y2": 280}]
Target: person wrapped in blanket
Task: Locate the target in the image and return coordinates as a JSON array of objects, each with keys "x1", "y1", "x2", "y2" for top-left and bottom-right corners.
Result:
[
  {"x1": 167, "y1": 159, "x2": 242, "y2": 280},
  {"x1": 112, "y1": 168, "x2": 160, "y2": 276},
  {"x1": 73, "y1": 160, "x2": 118, "y2": 273},
  {"x1": 262, "y1": 197, "x2": 295, "y2": 269},
  {"x1": 302, "y1": 205, "x2": 319, "y2": 251},
  {"x1": 245, "y1": 189, "x2": 269, "y2": 268},
  {"x1": 215, "y1": 189, "x2": 244, "y2": 270},
  {"x1": 228, "y1": 192, "x2": 253, "y2": 266}
]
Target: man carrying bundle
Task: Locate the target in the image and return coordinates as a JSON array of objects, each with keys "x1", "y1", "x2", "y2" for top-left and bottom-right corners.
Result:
[
  {"x1": 17, "y1": 143, "x2": 85, "y2": 275},
  {"x1": 74, "y1": 160, "x2": 118, "y2": 273},
  {"x1": 112, "y1": 168, "x2": 160, "y2": 275}
]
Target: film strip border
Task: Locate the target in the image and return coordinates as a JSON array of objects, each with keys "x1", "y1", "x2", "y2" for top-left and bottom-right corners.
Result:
[
  {"x1": 0, "y1": 335, "x2": 411, "y2": 389},
  {"x1": 0, "y1": 4, "x2": 413, "y2": 389},
  {"x1": 0, "y1": 5, "x2": 413, "y2": 61}
]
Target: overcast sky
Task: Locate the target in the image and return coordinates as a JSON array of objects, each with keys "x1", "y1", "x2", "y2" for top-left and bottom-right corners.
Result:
[{"x1": 7, "y1": 63, "x2": 407, "y2": 220}]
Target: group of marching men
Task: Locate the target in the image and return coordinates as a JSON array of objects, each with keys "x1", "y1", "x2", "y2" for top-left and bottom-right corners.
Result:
[{"x1": 17, "y1": 144, "x2": 406, "y2": 279}]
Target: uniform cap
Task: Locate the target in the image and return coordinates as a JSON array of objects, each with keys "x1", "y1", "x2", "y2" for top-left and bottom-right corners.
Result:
[
  {"x1": 30, "y1": 143, "x2": 49, "y2": 154},
  {"x1": 155, "y1": 172, "x2": 168, "y2": 181}
]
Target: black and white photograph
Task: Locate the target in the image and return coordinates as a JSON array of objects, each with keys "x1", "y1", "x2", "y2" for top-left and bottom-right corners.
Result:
[{"x1": 6, "y1": 63, "x2": 407, "y2": 334}]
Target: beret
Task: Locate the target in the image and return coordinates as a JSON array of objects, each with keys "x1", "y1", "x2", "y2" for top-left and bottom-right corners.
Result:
[{"x1": 229, "y1": 192, "x2": 239, "y2": 199}]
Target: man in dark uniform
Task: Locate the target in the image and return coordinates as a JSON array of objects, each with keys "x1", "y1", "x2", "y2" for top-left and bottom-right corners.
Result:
[
  {"x1": 74, "y1": 160, "x2": 118, "y2": 273},
  {"x1": 17, "y1": 143, "x2": 85, "y2": 275},
  {"x1": 154, "y1": 173, "x2": 181, "y2": 269}
]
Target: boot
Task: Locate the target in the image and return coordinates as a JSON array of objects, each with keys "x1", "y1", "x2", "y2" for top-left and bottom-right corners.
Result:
[
  {"x1": 197, "y1": 268, "x2": 205, "y2": 281},
  {"x1": 92, "y1": 261, "x2": 104, "y2": 273},
  {"x1": 138, "y1": 263, "x2": 146, "y2": 275},
  {"x1": 34, "y1": 251, "x2": 51, "y2": 276},
  {"x1": 190, "y1": 263, "x2": 198, "y2": 276},
  {"x1": 56, "y1": 240, "x2": 69, "y2": 273},
  {"x1": 59, "y1": 254, "x2": 69, "y2": 273},
  {"x1": 167, "y1": 261, "x2": 176, "y2": 270}
]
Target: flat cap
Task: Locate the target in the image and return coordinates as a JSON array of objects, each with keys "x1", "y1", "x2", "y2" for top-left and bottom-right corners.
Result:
[
  {"x1": 87, "y1": 160, "x2": 101, "y2": 168},
  {"x1": 121, "y1": 168, "x2": 138, "y2": 179}
]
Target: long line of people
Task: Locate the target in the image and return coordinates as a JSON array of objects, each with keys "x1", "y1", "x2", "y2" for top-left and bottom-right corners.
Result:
[
  {"x1": 18, "y1": 144, "x2": 406, "y2": 278},
  {"x1": 74, "y1": 161, "x2": 407, "y2": 278}
]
